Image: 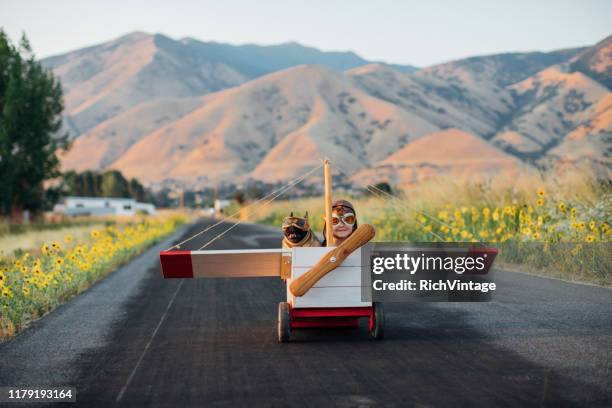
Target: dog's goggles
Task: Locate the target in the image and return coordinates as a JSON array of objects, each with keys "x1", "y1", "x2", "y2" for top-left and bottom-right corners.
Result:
[
  {"x1": 282, "y1": 217, "x2": 309, "y2": 231},
  {"x1": 331, "y1": 213, "x2": 356, "y2": 227}
]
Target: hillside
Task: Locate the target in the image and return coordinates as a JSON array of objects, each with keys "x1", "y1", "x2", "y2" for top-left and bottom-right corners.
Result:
[
  {"x1": 45, "y1": 32, "x2": 416, "y2": 136},
  {"x1": 569, "y1": 35, "x2": 612, "y2": 90},
  {"x1": 51, "y1": 32, "x2": 611, "y2": 188},
  {"x1": 59, "y1": 97, "x2": 204, "y2": 171},
  {"x1": 349, "y1": 48, "x2": 584, "y2": 137},
  {"x1": 178, "y1": 39, "x2": 373, "y2": 77},
  {"x1": 45, "y1": 33, "x2": 248, "y2": 135},
  {"x1": 354, "y1": 128, "x2": 523, "y2": 186},
  {"x1": 107, "y1": 65, "x2": 438, "y2": 184},
  {"x1": 492, "y1": 65, "x2": 611, "y2": 159}
]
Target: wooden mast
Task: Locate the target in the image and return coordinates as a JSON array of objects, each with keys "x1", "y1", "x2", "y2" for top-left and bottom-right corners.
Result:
[{"x1": 324, "y1": 159, "x2": 334, "y2": 246}]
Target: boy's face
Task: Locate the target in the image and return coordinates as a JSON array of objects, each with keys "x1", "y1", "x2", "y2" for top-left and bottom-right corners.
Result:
[{"x1": 331, "y1": 206, "x2": 355, "y2": 239}]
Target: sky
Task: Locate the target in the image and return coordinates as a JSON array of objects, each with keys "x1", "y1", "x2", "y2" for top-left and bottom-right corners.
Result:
[{"x1": 1, "y1": 0, "x2": 611, "y2": 67}]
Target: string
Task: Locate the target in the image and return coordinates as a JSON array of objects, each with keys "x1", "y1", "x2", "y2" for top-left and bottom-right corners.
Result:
[
  {"x1": 332, "y1": 161, "x2": 454, "y2": 230},
  {"x1": 196, "y1": 163, "x2": 323, "y2": 250},
  {"x1": 165, "y1": 162, "x2": 323, "y2": 251},
  {"x1": 332, "y1": 161, "x2": 452, "y2": 242},
  {"x1": 363, "y1": 184, "x2": 446, "y2": 241}
]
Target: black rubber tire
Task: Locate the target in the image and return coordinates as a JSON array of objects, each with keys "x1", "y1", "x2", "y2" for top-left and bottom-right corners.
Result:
[
  {"x1": 277, "y1": 302, "x2": 291, "y2": 343},
  {"x1": 369, "y1": 302, "x2": 385, "y2": 340}
]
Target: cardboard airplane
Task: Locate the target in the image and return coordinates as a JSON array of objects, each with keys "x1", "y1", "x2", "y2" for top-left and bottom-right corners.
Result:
[{"x1": 158, "y1": 160, "x2": 383, "y2": 341}]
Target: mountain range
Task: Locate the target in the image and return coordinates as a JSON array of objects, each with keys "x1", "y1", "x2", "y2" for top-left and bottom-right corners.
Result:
[{"x1": 47, "y1": 32, "x2": 611, "y2": 189}]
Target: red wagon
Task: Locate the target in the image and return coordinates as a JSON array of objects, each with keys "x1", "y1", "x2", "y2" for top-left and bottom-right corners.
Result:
[{"x1": 159, "y1": 246, "x2": 384, "y2": 342}]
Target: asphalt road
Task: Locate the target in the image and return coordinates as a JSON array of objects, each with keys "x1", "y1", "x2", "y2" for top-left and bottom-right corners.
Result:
[{"x1": 1, "y1": 219, "x2": 611, "y2": 407}]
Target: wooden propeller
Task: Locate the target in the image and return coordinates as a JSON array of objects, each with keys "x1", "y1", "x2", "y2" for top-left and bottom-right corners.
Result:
[{"x1": 289, "y1": 224, "x2": 375, "y2": 296}]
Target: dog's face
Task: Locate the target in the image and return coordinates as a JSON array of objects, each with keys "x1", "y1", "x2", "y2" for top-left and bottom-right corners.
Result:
[
  {"x1": 282, "y1": 212, "x2": 310, "y2": 244},
  {"x1": 284, "y1": 225, "x2": 308, "y2": 244}
]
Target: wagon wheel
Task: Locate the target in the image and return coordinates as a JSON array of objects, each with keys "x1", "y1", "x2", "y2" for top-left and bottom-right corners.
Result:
[
  {"x1": 369, "y1": 302, "x2": 385, "y2": 340},
  {"x1": 278, "y1": 302, "x2": 291, "y2": 343}
]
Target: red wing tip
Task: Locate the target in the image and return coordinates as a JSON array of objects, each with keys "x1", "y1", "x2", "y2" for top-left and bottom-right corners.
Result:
[{"x1": 159, "y1": 250, "x2": 194, "y2": 279}]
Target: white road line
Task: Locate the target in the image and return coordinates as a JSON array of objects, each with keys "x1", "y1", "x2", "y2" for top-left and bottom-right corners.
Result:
[{"x1": 115, "y1": 280, "x2": 184, "y2": 402}]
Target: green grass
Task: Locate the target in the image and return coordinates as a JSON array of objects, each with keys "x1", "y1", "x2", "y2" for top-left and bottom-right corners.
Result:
[
  {"x1": 0, "y1": 217, "x2": 103, "y2": 238},
  {"x1": 0, "y1": 216, "x2": 187, "y2": 341}
]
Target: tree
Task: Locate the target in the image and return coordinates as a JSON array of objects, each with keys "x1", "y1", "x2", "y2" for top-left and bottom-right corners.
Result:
[
  {"x1": 367, "y1": 181, "x2": 393, "y2": 196},
  {"x1": 128, "y1": 177, "x2": 147, "y2": 202},
  {"x1": 245, "y1": 182, "x2": 265, "y2": 200},
  {"x1": 63, "y1": 170, "x2": 99, "y2": 197},
  {"x1": 100, "y1": 170, "x2": 129, "y2": 198},
  {"x1": 81, "y1": 170, "x2": 100, "y2": 196},
  {"x1": 233, "y1": 190, "x2": 246, "y2": 205},
  {"x1": 375, "y1": 181, "x2": 393, "y2": 195},
  {"x1": 61, "y1": 169, "x2": 156, "y2": 204},
  {"x1": 0, "y1": 31, "x2": 68, "y2": 216}
]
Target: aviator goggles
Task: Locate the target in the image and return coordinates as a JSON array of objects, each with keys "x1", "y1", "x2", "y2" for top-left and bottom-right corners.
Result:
[
  {"x1": 282, "y1": 217, "x2": 309, "y2": 231},
  {"x1": 331, "y1": 213, "x2": 356, "y2": 227}
]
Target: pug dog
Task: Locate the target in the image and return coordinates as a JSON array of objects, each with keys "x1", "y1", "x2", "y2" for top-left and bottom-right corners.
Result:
[{"x1": 282, "y1": 211, "x2": 321, "y2": 248}]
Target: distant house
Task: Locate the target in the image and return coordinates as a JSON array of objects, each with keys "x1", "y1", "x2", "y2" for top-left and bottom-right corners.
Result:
[
  {"x1": 53, "y1": 197, "x2": 156, "y2": 216},
  {"x1": 214, "y1": 199, "x2": 231, "y2": 213}
]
